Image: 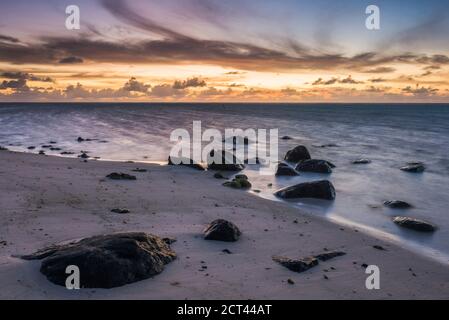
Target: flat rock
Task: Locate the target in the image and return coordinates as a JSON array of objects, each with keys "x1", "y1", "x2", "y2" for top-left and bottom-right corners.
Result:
[
  {"x1": 284, "y1": 145, "x2": 311, "y2": 163},
  {"x1": 20, "y1": 232, "x2": 176, "y2": 288},
  {"x1": 106, "y1": 172, "x2": 137, "y2": 180},
  {"x1": 204, "y1": 219, "x2": 241, "y2": 242},
  {"x1": 393, "y1": 217, "x2": 436, "y2": 232},
  {"x1": 275, "y1": 162, "x2": 299, "y2": 176},
  {"x1": 400, "y1": 163, "x2": 425, "y2": 173},
  {"x1": 295, "y1": 159, "x2": 334, "y2": 173},
  {"x1": 273, "y1": 256, "x2": 319, "y2": 273},
  {"x1": 167, "y1": 156, "x2": 206, "y2": 171},
  {"x1": 275, "y1": 180, "x2": 336, "y2": 200},
  {"x1": 384, "y1": 200, "x2": 413, "y2": 209}
]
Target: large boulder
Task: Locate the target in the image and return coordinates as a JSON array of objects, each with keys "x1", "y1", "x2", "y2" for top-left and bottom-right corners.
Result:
[
  {"x1": 207, "y1": 150, "x2": 245, "y2": 171},
  {"x1": 393, "y1": 217, "x2": 436, "y2": 232},
  {"x1": 275, "y1": 162, "x2": 299, "y2": 176},
  {"x1": 295, "y1": 159, "x2": 334, "y2": 174},
  {"x1": 284, "y1": 145, "x2": 311, "y2": 163},
  {"x1": 168, "y1": 156, "x2": 206, "y2": 171},
  {"x1": 20, "y1": 232, "x2": 176, "y2": 289},
  {"x1": 275, "y1": 180, "x2": 336, "y2": 200},
  {"x1": 204, "y1": 219, "x2": 241, "y2": 242}
]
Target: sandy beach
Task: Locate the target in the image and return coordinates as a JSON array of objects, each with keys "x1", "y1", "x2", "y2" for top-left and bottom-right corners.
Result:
[{"x1": 0, "y1": 149, "x2": 447, "y2": 299}]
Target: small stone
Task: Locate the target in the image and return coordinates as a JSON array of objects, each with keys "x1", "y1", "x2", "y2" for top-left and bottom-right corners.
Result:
[
  {"x1": 287, "y1": 278, "x2": 295, "y2": 285},
  {"x1": 111, "y1": 208, "x2": 130, "y2": 214},
  {"x1": 106, "y1": 172, "x2": 137, "y2": 180}
]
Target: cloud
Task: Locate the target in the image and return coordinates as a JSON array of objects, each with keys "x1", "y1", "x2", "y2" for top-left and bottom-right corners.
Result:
[
  {"x1": 0, "y1": 72, "x2": 53, "y2": 82},
  {"x1": 0, "y1": 34, "x2": 20, "y2": 43},
  {"x1": 312, "y1": 75, "x2": 363, "y2": 85},
  {"x1": 59, "y1": 56, "x2": 84, "y2": 64},
  {"x1": 122, "y1": 77, "x2": 151, "y2": 93},
  {"x1": 360, "y1": 67, "x2": 396, "y2": 74},
  {"x1": 402, "y1": 84, "x2": 439, "y2": 97},
  {"x1": 172, "y1": 77, "x2": 206, "y2": 89},
  {"x1": 0, "y1": 78, "x2": 28, "y2": 91},
  {"x1": 369, "y1": 78, "x2": 387, "y2": 83}
]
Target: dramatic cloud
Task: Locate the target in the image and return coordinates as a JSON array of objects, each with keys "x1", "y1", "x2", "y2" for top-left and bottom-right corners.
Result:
[
  {"x1": 122, "y1": 77, "x2": 151, "y2": 93},
  {"x1": 312, "y1": 75, "x2": 363, "y2": 85},
  {"x1": 0, "y1": 72, "x2": 53, "y2": 82},
  {"x1": 402, "y1": 85, "x2": 439, "y2": 97},
  {"x1": 59, "y1": 56, "x2": 84, "y2": 64},
  {"x1": 172, "y1": 77, "x2": 206, "y2": 89}
]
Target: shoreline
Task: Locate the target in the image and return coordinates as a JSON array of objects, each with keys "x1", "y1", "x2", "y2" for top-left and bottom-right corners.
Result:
[{"x1": 0, "y1": 150, "x2": 448, "y2": 299}]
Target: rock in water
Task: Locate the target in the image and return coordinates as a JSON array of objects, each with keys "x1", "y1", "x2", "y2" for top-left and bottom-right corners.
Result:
[
  {"x1": 204, "y1": 219, "x2": 241, "y2": 242},
  {"x1": 275, "y1": 162, "x2": 299, "y2": 176},
  {"x1": 393, "y1": 217, "x2": 436, "y2": 232},
  {"x1": 106, "y1": 172, "x2": 137, "y2": 180},
  {"x1": 275, "y1": 180, "x2": 336, "y2": 200},
  {"x1": 207, "y1": 150, "x2": 245, "y2": 171},
  {"x1": 384, "y1": 200, "x2": 413, "y2": 209},
  {"x1": 20, "y1": 232, "x2": 176, "y2": 289},
  {"x1": 400, "y1": 163, "x2": 425, "y2": 173},
  {"x1": 272, "y1": 256, "x2": 319, "y2": 273},
  {"x1": 352, "y1": 159, "x2": 371, "y2": 164},
  {"x1": 167, "y1": 156, "x2": 206, "y2": 171},
  {"x1": 295, "y1": 159, "x2": 333, "y2": 173},
  {"x1": 284, "y1": 145, "x2": 311, "y2": 163}
]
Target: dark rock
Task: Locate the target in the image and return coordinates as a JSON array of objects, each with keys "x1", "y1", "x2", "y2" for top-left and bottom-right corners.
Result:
[
  {"x1": 167, "y1": 156, "x2": 206, "y2": 171},
  {"x1": 162, "y1": 237, "x2": 177, "y2": 245},
  {"x1": 50, "y1": 147, "x2": 61, "y2": 151},
  {"x1": 275, "y1": 162, "x2": 299, "y2": 176},
  {"x1": 272, "y1": 256, "x2": 319, "y2": 273},
  {"x1": 281, "y1": 136, "x2": 293, "y2": 140},
  {"x1": 111, "y1": 208, "x2": 130, "y2": 214},
  {"x1": 313, "y1": 143, "x2": 338, "y2": 148},
  {"x1": 373, "y1": 245, "x2": 386, "y2": 251},
  {"x1": 0, "y1": 146, "x2": 8, "y2": 151},
  {"x1": 287, "y1": 278, "x2": 295, "y2": 284},
  {"x1": 222, "y1": 249, "x2": 232, "y2": 254},
  {"x1": 223, "y1": 174, "x2": 252, "y2": 189},
  {"x1": 42, "y1": 145, "x2": 52, "y2": 148},
  {"x1": 384, "y1": 200, "x2": 413, "y2": 209},
  {"x1": 39, "y1": 150, "x2": 45, "y2": 155},
  {"x1": 275, "y1": 180, "x2": 336, "y2": 200},
  {"x1": 400, "y1": 163, "x2": 425, "y2": 173},
  {"x1": 207, "y1": 150, "x2": 245, "y2": 171},
  {"x1": 79, "y1": 153, "x2": 89, "y2": 159},
  {"x1": 27, "y1": 146, "x2": 36, "y2": 150},
  {"x1": 132, "y1": 168, "x2": 148, "y2": 173},
  {"x1": 352, "y1": 159, "x2": 371, "y2": 164},
  {"x1": 204, "y1": 219, "x2": 241, "y2": 242},
  {"x1": 60, "y1": 151, "x2": 75, "y2": 155},
  {"x1": 106, "y1": 172, "x2": 137, "y2": 180},
  {"x1": 295, "y1": 159, "x2": 334, "y2": 173},
  {"x1": 77, "y1": 137, "x2": 85, "y2": 142},
  {"x1": 20, "y1": 232, "x2": 176, "y2": 289},
  {"x1": 314, "y1": 251, "x2": 346, "y2": 261},
  {"x1": 213, "y1": 172, "x2": 226, "y2": 179},
  {"x1": 49, "y1": 141, "x2": 57, "y2": 144},
  {"x1": 284, "y1": 145, "x2": 311, "y2": 163},
  {"x1": 393, "y1": 217, "x2": 436, "y2": 232}
]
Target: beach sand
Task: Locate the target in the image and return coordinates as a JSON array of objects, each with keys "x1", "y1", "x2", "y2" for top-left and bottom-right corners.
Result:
[{"x1": 0, "y1": 150, "x2": 448, "y2": 299}]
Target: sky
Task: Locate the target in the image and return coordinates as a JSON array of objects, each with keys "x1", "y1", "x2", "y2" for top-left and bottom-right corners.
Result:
[{"x1": 0, "y1": 0, "x2": 449, "y2": 102}]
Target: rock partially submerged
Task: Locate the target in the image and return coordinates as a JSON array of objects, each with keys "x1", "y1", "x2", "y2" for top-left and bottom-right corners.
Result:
[
  {"x1": 204, "y1": 219, "x2": 241, "y2": 242},
  {"x1": 275, "y1": 162, "x2": 299, "y2": 176},
  {"x1": 284, "y1": 145, "x2": 311, "y2": 163},
  {"x1": 384, "y1": 200, "x2": 413, "y2": 209},
  {"x1": 295, "y1": 159, "x2": 334, "y2": 174},
  {"x1": 275, "y1": 180, "x2": 336, "y2": 200},
  {"x1": 393, "y1": 217, "x2": 436, "y2": 232},
  {"x1": 223, "y1": 174, "x2": 252, "y2": 189},
  {"x1": 207, "y1": 150, "x2": 245, "y2": 171},
  {"x1": 20, "y1": 232, "x2": 176, "y2": 288},
  {"x1": 106, "y1": 172, "x2": 137, "y2": 180},
  {"x1": 352, "y1": 159, "x2": 371, "y2": 164},
  {"x1": 167, "y1": 156, "x2": 206, "y2": 171},
  {"x1": 400, "y1": 163, "x2": 425, "y2": 173}
]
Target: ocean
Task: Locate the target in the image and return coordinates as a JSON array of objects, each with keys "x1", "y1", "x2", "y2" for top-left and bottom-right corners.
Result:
[{"x1": 1, "y1": 103, "x2": 448, "y2": 262}]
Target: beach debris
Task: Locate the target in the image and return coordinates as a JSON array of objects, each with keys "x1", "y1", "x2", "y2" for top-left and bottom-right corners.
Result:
[
  {"x1": 204, "y1": 219, "x2": 241, "y2": 242},
  {"x1": 384, "y1": 200, "x2": 413, "y2": 209},
  {"x1": 295, "y1": 159, "x2": 334, "y2": 174},
  {"x1": 284, "y1": 145, "x2": 311, "y2": 163},
  {"x1": 273, "y1": 256, "x2": 319, "y2": 273},
  {"x1": 352, "y1": 159, "x2": 371, "y2": 164},
  {"x1": 106, "y1": 172, "x2": 137, "y2": 180},
  {"x1": 275, "y1": 162, "x2": 299, "y2": 176},
  {"x1": 314, "y1": 251, "x2": 346, "y2": 262},
  {"x1": 207, "y1": 149, "x2": 245, "y2": 171},
  {"x1": 393, "y1": 216, "x2": 436, "y2": 232},
  {"x1": 275, "y1": 180, "x2": 336, "y2": 200},
  {"x1": 223, "y1": 174, "x2": 252, "y2": 189},
  {"x1": 110, "y1": 208, "x2": 130, "y2": 214},
  {"x1": 20, "y1": 232, "x2": 176, "y2": 289},
  {"x1": 400, "y1": 163, "x2": 425, "y2": 173},
  {"x1": 167, "y1": 156, "x2": 206, "y2": 171}
]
